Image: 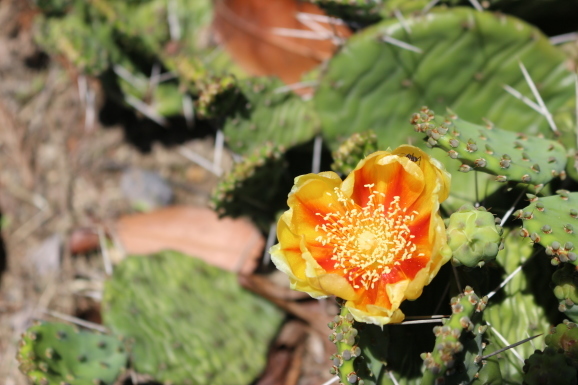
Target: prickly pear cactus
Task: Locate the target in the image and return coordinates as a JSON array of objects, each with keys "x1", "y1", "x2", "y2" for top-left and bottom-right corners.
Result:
[
  {"x1": 27, "y1": 0, "x2": 578, "y2": 383},
  {"x1": 102, "y1": 251, "x2": 284, "y2": 385},
  {"x1": 33, "y1": 0, "x2": 242, "y2": 122},
  {"x1": 315, "y1": 7, "x2": 575, "y2": 151},
  {"x1": 483, "y1": 229, "x2": 558, "y2": 382},
  {"x1": 328, "y1": 306, "x2": 375, "y2": 384},
  {"x1": 446, "y1": 204, "x2": 503, "y2": 268},
  {"x1": 34, "y1": 4, "x2": 120, "y2": 76},
  {"x1": 421, "y1": 287, "x2": 491, "y2": 385},
  {"x1": 17, "y1": 321, "x2": 128, "y2": 385},
  {"x1": 412, "y1": 107, "x2": 568, "y2": 187},
  {"x1": 223, "y1": 77, "x2": 321, "y2": 155},
  {"x1": 517, "y1": 191, "x2": 578, "y2": 265}
]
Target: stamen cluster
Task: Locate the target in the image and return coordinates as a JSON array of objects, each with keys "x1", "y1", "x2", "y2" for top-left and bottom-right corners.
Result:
[{"x1": 315, "y1": 184, "x2": 421, "y2": 290}]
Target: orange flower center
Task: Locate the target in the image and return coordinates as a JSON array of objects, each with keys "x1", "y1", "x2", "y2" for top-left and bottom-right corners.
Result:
[{"x1": 315, "y1": 184, "x2": 423, "y2": 290}]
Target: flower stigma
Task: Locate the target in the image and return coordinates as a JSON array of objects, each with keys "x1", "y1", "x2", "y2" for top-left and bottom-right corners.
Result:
[{"x1": 315, "y1": 183, "x2": 422, "y2": 291}]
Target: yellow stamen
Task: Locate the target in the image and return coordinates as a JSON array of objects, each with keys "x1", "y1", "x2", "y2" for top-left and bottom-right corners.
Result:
[{"x1": 315, "y1": 187, "x2": 418, "y2": 290}]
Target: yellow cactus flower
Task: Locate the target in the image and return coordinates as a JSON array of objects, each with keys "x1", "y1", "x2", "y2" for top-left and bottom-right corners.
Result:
[{"x1": 270, "y1": 145, "x2": 452, "y2": 326}]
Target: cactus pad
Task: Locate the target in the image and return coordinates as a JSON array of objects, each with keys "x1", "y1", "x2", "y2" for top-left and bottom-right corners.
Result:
[
  {"x1": 446, "y1": 204, "x2": 503, "y2": 268},
  {"x1": 315, "y1": 7, "x2": 575, "y2": 151},
  {"x1": 34, "y1": 9, "x2": 119, "y2": 76},
  {"x1": 516, "y1": 191, "x2": 578, "y2": 266},
  {"x1": 412, "y1": 107, "x2": 567, "y2": 187},
  {"x1": 102, "y1": 251, "x2": 284, "y2": 385},
  {"x1": 211, "y1": 143, "x2": 290, "y2": 230},
  {"x1": 223, "y1": 77, "x2": 321, "y2": 155},
  {"x1": 421, "y1": 286, "x2": 490, "y2": 384},
  {"x1": 17, "y1": 321, "x2": 128, "y2": 385},
  {"x1": 328, "y1": 306, "x2": 376, "y2": 385},
  {"x1": 483, "y1": 229, "x2": 557, "y2": 382}
]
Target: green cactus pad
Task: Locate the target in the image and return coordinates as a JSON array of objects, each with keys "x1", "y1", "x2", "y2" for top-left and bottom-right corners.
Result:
[
  {"x1": 105, "y1": 0, "x2": 171, "y2": 56},
  {"x1": 516, "y1": 191, "x2": 578, "y2": 266},
  {"x1": 211, "y1": 143, "x2": 290, "y2": 231},
  {"x1": 552, "y1": 265, "x2": 578, "y2": 322},
  {"x1": 34, "y1": 0, "x2": 242, "y2": 121},
  {"x1": 223, "y1": 77, "x2": 321, "y2": 155},
  {"x1": 115, "y1": 59, "x2": 185, "y2": 118},
  {"x1": 446, "y1": 204, "x2": 503, "y2": 268},
  {"x1": 421, "y1": 286, "x2": 490, "y2": 385},
  {"x1": 545, "y1": 320, "x2": 578, "y2": 367},
  {"x1": 483, "y1": 229, "x2": 557, "y2": 382},
  {"x1": 17, "y1": 321, "x2": 128, "y2": 385},
  {"x1": 412, "y1": 107, "x2": 568, "y2": 186},
  {"x1": 522, "y1": 347, "x2": 577, "y2": 385},
  {"x1": 331, "y1": 130, "x2": 378, "y2": 176},
  {"x1": 470, "y1": 339, "x2": 503, "y2": 385},
  {"x1": 328, "y1": 306, "x2": 377, "y2": 385},
  {"x1": 314, "y1": 7, "x2": 575, "y2": 151},
  {"x1": 102, "y1": 251, "x2": 284, "y2": 385},
  {"x1": 34, "y1": 8, "x2": 120, "y2": 76}
]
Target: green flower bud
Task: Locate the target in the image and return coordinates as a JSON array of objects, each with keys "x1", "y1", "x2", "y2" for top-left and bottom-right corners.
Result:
[
  {"x1": 552, "y1": 265, "x2": 578, "y2": 323},
  {"x1": 446, "y1": 205, "x2": 503, "y2": 268}
]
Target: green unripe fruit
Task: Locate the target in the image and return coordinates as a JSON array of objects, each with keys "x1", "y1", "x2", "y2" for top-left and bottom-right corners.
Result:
[
  {"x1": 553, "y1": 265, "x2": 578, "y2": 322},
  {"x1": 446, "y1": 205, "x2": 503, "y2": 267}
]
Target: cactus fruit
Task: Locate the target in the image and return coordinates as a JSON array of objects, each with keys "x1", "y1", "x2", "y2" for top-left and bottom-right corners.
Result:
[
  {"x1": 412, "y1": 107, "x2": 568, "y2": 187},
  {"x1": 552, "y1": 265, "x2": 578, "y2": 322},
  {"x1": 516, "y1": 191, "x2": 578, "y2": 266},
  {"x1": 522, "y1": 347, "x2": 577, "y2": 385},
  {"x1": 102, "y1": 251, "x2": 284, "y2": 385},
  {"x1": 314, "y1": 7, "x2": 575, "y2": 151},
  {"x1": 331, "y1": 130, "x2": 378, "y2": 176},
  {"x1": 17, "y1": 321, "x2": 128, "y2": 385},
  {"x1": 446, "y1": 204, "x2": 503, "y2": 268}
]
